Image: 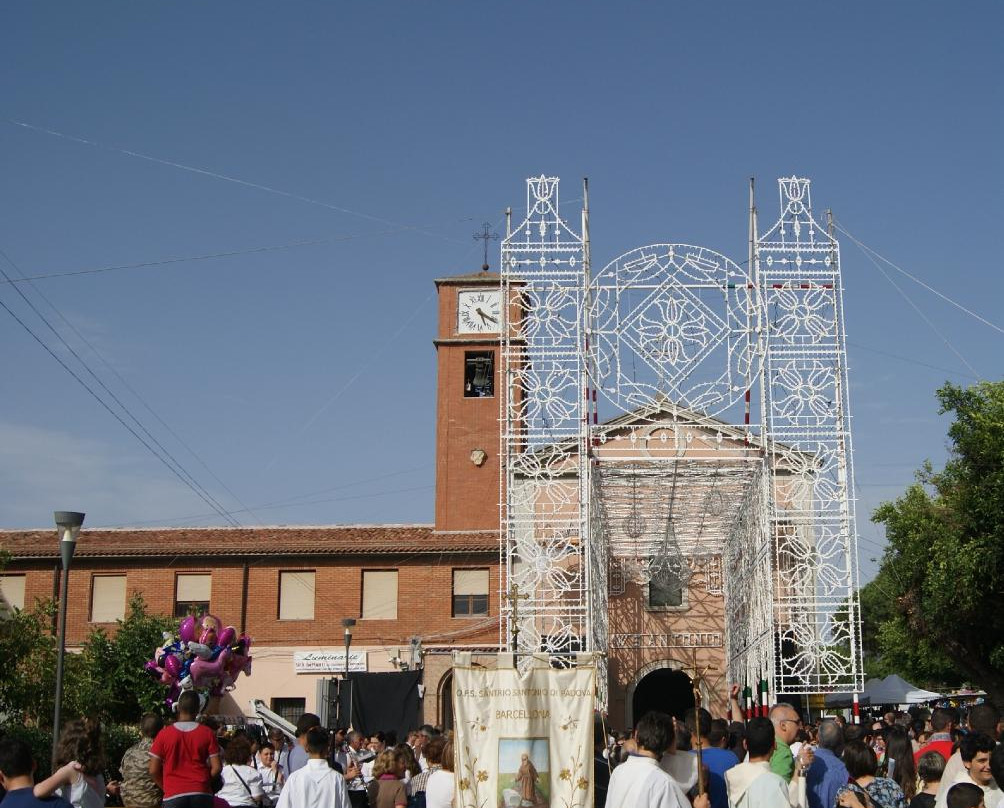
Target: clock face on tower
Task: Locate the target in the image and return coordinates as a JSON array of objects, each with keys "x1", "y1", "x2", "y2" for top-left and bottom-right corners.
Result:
[{"x1": 457, "y1": 290, "x2": 501, "y2": 334}]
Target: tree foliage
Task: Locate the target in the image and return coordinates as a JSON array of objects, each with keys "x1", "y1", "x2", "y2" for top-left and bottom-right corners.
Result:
[
  {"x1": 0, "y1": 597, "x2": 60, "y2": 724},
  {"x1": 867, "y1": 381, "x2": 1004, "y2": 703},
  {"x1": 0, "y1": 591, "x2": 174, "y2": 727},
  {"x1": 69, "y1": 593, "x2": 176, "y2": 722}
]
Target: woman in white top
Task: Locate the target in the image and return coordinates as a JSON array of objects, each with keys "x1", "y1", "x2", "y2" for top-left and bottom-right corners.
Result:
[
  {"x1": 425, "y1": 738, "x2": 456, "y2": 808},
  {"x1": 217, "y1": 734, "x2": 266, "y2": 806},
  {"x1": 34, "y1": 719, "x2": 110, "y2": 808}
]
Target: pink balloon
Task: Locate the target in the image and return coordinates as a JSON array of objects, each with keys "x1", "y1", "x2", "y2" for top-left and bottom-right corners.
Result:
[
  {"x1": 163, "y1": 654, "x2": 183, "y2": 679},
  {"x1": 179, "y1": 615, "x2": 197, "y2": 644},
  {"x1": 218, "y1": 625, "x2": 237, "y2": 648},
  {"x1": 190, "y1": 647, "x2": 231, "y2": 688}
]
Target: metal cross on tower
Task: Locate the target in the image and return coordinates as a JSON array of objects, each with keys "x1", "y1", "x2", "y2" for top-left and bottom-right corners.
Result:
[{"x1": 473, "y1": 221, "x2": 499, "y2": 271}]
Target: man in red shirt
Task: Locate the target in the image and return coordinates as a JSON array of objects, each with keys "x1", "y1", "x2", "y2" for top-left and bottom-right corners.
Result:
[
  {"x1": 914, "y1": 707, "x2": 956, "y2": 764},
  {"x1": 149, "y1": 691, "x2": 222, "y2": 808}
]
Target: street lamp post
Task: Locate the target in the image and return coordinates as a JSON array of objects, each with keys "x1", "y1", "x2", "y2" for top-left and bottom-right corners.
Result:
[
  {"x1": 341, "y1": 618, "x2": 356, "y2": 728},
  {"x1": 52, "y1": 510, "x2": 85, "y2": 768}
]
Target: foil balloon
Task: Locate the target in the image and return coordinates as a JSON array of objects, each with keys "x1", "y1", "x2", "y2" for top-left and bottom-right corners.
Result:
[{"x1": 178, "y1": 615, "x2": 197, "y2": 644}]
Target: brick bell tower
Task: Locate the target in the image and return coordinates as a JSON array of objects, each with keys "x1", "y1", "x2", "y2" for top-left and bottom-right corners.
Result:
[{"x1": 433, "y1": 267, "x2": 502, "y2": 532}]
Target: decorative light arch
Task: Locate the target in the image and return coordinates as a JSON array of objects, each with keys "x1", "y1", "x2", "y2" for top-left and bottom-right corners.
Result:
[{"x1": 499, "y1": 176, "x2": 863, "y2": 705}]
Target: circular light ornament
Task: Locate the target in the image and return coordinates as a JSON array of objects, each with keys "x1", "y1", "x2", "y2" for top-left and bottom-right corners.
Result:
[{"x1": 588, "y1": 244, "x2": 762, "y2": 418}]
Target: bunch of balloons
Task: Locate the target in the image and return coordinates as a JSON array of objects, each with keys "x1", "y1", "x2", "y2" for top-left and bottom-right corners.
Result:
[{"x1": 145, "y1": 612, "x2": 253, "y2": 709}]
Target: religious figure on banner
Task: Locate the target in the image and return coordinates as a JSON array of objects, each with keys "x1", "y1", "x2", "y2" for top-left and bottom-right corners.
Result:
[
  {"x1": 498, "y1": 740, "x2": 549, "y2": 808},
  {"x1": 516, "y1": 754, "x2": 539, "y2": 803}
]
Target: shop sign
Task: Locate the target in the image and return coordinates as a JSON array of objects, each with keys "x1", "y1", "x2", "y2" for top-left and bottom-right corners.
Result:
[{"x1": 293, "y1": 650, "x2": 367, "y2": 673}]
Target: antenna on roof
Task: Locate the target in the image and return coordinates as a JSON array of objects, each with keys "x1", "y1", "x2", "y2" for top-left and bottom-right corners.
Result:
[{"x1": 473, "y1": 221, "x2": 499, "y2": 272}]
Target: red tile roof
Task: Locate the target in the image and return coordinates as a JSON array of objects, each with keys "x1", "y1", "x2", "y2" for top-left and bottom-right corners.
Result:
[{"x1": 0, "y1": 526, "x2": 499, "y2": 560}]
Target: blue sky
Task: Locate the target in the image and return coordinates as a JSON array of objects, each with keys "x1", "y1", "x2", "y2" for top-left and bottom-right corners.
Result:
[{"x1": 1, "y1": 2, "x2": 1001, "y2": 583}]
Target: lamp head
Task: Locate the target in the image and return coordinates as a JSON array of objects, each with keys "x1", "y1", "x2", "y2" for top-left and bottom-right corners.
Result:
[
  {"x1": 53, "y1": 512, "x2": 85, "y2": 568},
  {"x1": 342, "y1": 617, "x2": 356, "y2": 638},
  {"x1": 54, "y1": 511, "x2": 85, "y2": 540}
]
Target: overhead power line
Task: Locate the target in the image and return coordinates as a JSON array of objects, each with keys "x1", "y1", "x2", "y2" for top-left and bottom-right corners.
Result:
[
  {"x1": 837, "y1": 227, "x2": 984, "y2": 380},
  {"x1": 5, "y1": 118, "x2": 467, "y2": 245},
  {"x1": 835, "y1": 220, "x2": 1004, "y2": 336},
  {"x1": 0, "y1": 249, "x2": 243, "y2": 526}
]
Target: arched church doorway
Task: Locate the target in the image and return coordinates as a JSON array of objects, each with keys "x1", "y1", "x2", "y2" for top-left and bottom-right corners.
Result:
[
  {"x1": 631, "y1": 668, "x2": 694, "y2": 723},
  {"x1": 438, "y1": 671, "x2": 454, "y2": 730}
]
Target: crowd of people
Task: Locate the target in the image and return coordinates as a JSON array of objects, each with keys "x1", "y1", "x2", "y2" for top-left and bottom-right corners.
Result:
[
  {"x1": 1, "y1": 690, "x2": 1001, "y2": 808},
  {"x1": 596, "y1": 695, "x2": 1003, "y2": 808},
  {"x1": 0, "y1": 691, "x2": 455, "y2": 808}
]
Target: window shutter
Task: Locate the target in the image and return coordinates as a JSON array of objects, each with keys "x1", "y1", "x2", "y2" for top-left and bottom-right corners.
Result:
[
  {"x1": 279, "y1": 571, "x2": 315, "y2": 620},
  {"x1": 453, "y1": 569, "x2": 489, "y2": 596},
  {"x1": 0, "y1": 576, "x2": 26, "y2": 615},
  {"x1": 91, "y1": 575, "x2": 126, "y2": 622},
  {"x1": 176, "y1": 574, "x2": 212, "y2": 603},
  {"x1": 362, "y1": 571, "x2": 398, "y2": 620}
]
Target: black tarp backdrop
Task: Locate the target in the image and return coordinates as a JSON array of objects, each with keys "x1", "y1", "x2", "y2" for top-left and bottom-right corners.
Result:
[{"x1": 337, "y1": 670, "x2": 422, "y2": 738}]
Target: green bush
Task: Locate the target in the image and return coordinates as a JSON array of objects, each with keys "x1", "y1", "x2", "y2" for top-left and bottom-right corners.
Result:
[{"x1": 102, "y1": 723, "x2": 141, "y2": 782}]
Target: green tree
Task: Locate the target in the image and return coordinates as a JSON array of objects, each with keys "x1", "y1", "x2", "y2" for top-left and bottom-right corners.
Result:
[
  {"x1": 0, "y1": 598, "x2": 59, "y2": 724},
  {"x1": 69, "y1": 593, "x2": 176, "y2": 723},
  {"x1": 869, "y1": 381, "x2": 1004, "y2": 704}
]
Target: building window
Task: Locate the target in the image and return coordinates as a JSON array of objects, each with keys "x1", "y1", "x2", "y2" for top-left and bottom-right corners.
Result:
[
  {"x1": 452, "y1": 568, "x2": 489, "y2": 617},
  {"x1": 90, "y1": 575, "x2": 127, "y2": 623},
  {"x1": 0, "y1": 575, "x2": 26, "y2": 618},
  {"x1": 174, "y1": 573, "x2": 212, "y2": 618},
  {"x1": 543, "y1": 634, "x2": 583, "y2": 669},
  {"x1": 464, "y1": 352, "x2": 494, "y2": 398},
  {"x1": 361, "y1": 570, "x2": 398, "y2": 620},
  {"x1": 647, "y1": 566, "x2": 685, "y2": 610},
  {"x1": 270, "y1": 697, "x2": 305, "y2": 725},
  {"x1": 279, "y1": 571, "x2": 315, "y2": 620}
]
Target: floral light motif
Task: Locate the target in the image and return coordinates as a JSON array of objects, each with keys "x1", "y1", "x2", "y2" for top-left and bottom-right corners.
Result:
[
  {"x1": 773, "y1": 360, "x2": 835, "y2": 424},
  {"x1": 635, "y1": 294, "x2": 711, "y2": 364},
  {"x1": 771, "y1": 285, "x2": 835, "y2": 344}
]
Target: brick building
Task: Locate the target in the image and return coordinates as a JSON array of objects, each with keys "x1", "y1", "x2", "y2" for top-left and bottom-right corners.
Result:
[{"x1": 0, "y1": 266, "x2": 745, "y2": 728}]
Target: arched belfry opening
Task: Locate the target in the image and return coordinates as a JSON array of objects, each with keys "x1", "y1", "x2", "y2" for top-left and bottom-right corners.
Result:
[{"x1": 632, "y1": 668, "x2": 694, "y2": 722}]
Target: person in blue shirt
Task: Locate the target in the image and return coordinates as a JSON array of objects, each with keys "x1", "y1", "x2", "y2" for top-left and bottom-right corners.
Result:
[
  {"x1": 684, "y1": 710, "x2": 739, "y2": 808},
  {"x1": 806, "y1": 720, "x2": 851, "y2": 808},
  {"x1": 0, "y1": 737, "x2": 73, "y2": 808}
]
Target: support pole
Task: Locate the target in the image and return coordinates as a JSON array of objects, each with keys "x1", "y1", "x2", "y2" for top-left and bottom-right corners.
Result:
[{"x1": 51, "y1": 562, "x2": 71, "y2": 769}]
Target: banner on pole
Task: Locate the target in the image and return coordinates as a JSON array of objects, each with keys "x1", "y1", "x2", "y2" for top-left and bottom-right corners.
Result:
[{"x1": 453, "y1": 659, "x2": 595, "y2": 808}]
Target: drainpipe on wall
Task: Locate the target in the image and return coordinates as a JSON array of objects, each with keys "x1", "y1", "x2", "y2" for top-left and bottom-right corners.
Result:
[{"x1": 239, "y1": 562, "x2": 249, "y2": 634}]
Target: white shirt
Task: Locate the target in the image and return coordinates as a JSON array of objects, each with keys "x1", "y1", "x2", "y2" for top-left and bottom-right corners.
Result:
[
  {"x1": 217, "y1": 764, "x2": 265, "y2": 807},
  {"x1": 58, "y1": 773, "x2": 106, "y2": 808},
  {"x1": 425, "y1": 769, "x2": 455, "y2": 808},
  {"x1": 726, "y1": 761, "x2": 794, "y2": 808},
  {"x1": 277, "y1": 758, "x2": 350, "y2": 808},
  {"x1": 934, "y1": 769, "x2": 1003, "y2": 808},
  {"x1": 659, "y1": 750, "x2": 699, "y2": 793},
  {"x1": 254, "y1": 757, "x2": 283, "y2": 806},
  {"x1": 607, "y1": 755, "x2": 688, "y2": 808}
]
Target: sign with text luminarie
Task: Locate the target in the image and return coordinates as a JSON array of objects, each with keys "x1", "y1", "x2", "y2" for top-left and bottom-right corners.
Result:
[
  {"x1": 453, "y1": 656, "x2": 595, "y2": 808},
  {"x1": 293, "y1": 650, "x2": 367, "y2": 674}
]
